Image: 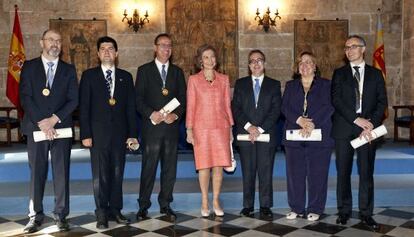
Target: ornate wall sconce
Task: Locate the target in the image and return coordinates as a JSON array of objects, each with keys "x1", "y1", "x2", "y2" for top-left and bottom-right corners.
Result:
[
  {"x1": 254, "y1": 7, "x2": 281, "y2": 32},
  {"x1": 122, "y1": 9, "x2": 149, "y2": 32}
]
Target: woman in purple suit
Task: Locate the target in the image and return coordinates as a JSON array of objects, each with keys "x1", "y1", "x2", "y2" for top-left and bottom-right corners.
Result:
[{"x1": 281, "y1": 52, "x2": 334, "y2": 221}]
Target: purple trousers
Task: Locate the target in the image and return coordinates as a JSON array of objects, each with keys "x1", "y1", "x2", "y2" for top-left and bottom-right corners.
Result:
[{"x1": 285, "y1": 146, "x2": 332, "y2": 215}]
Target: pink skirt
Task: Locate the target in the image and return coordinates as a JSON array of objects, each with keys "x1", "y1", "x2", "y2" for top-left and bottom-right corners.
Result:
[{"x1": 193, "y1": 128, "x2": 231, "y2": 170}]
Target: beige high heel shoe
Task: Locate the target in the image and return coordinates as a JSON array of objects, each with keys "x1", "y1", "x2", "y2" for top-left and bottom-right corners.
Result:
[
  {"x1": 213, "y1": 206, "x2": 224, "y2": 217},
  {"x1": 201, "y1": 208, "x2": 210, "y2": 218}
]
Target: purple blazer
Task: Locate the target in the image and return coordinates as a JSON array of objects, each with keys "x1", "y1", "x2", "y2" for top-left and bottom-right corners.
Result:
[{"x1": 281, "y1": 77, "x2": 334, "y2": 148}]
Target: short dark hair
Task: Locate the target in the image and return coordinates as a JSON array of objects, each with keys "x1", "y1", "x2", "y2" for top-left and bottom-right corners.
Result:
[
  {"x1": 347, "y1": 34, "x2": 366, "y2": 46},
  {"x1": 194, "y1": 44, "x2": 219, "y2": 72},
  {"x1": 154, "y1": 33, "x2": 171, "y2": 45},
  {"x1": 42, "y1": 29, "x2": 61, "y2": 39},
  {"x1": 97, "y1": 36, "x2": 118, "y2": 51},
  {"x1": 248, "y1": 49, "x2": 266, "y2": 63}
]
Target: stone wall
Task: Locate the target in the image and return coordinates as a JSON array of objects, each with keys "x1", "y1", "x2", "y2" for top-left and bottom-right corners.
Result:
[
  {"x1": 403, "y1": 0, "x2": 414, "y2": 105},
  {"x1": 0, "y1": 0, "x2": 410, "y2": 140},
  {"x1": 238, "y1": 0, "x2": 404, "y2": 134}
]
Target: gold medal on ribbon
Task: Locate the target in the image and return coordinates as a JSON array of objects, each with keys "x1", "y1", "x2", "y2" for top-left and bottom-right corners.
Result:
[
  {"x1": 108, "y1": 97, "x2": 116, "y2": 106},
  {"x1": 162, "y1": 88, "x2": 169, "y2": 96},
  {"x1": 42, "y1": 88, "x2": 50, "y2": 96}
]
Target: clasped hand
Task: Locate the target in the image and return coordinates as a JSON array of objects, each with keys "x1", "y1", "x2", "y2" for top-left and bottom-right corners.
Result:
[
  {"x1": 38, "y1": 115, "x2": 59, "y2": 140},
  {"x1": 150, "y1": 111, "x2": 177, "y2": 124},
  {"x1": 247, "y1": 125, "x2": 260, "y2": 143},
  {"x1": 355, "y1": 117, "x2": 374, "y2": 142},
  {"x1": 297, "y1": 116, "x2": 315, "y2": 138}
]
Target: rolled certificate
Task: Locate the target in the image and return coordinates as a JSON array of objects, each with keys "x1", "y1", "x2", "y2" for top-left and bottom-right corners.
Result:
[
  {"x1": 127, "y1": 141, "x2": 140, "y2": 151},
  {"x1": 237, "y1": 134, "x2": 270, "y2": 142},
  {"x1": 151, "y1": 98, "x2": 181, "y2": 125},
  {"x1": 285, "y1": 129, "x2": 322, "y2": 141},
  {"x1": 33, "y1": 128, "x2": 73, "y2": 142},
  {"x1": 161, "y1": 98, "x2": 180, "y2": 114},
  {"x1": 350, "y1": 125, "x2": 387, "y2": 149}
]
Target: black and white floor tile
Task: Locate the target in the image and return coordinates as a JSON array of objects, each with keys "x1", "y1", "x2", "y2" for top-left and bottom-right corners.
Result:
[{"x1": 1, "y1": 207, "x2": 414, "y2": 237}]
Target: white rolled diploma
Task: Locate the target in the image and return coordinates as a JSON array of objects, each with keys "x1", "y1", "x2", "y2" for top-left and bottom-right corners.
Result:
[
  {"x1": 350, "y1": 124, "x2": 387, "y2": 149},
  {"x1": 127, "y1": 141, "x2": 140, "y2": 151},
  {"x1": 237, "y1": 134, "x2": 270, "y2": 142},
  {"x1": 286, "y1": 129, "x2": 322, "y2": 141},
  {"x1": 33, "y1": 127, "x2": 73, "y2": 142},
  {"x1": 151, "y1": 98, "x2": 181, "y2": 125}
]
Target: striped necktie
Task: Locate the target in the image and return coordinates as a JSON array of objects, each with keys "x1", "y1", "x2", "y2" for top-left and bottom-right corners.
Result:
[{"x1": 105, "y1": 69, "x2": 112, "y2": 96}]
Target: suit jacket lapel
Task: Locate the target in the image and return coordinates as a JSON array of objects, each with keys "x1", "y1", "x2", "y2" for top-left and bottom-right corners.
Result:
[
  {"x1": 345, "y1": 65, "x2": 357, "y2": 103},
  {"x1": 150, "y1": 61, "x2": 164, "y2": 87},
  {"x1": 245, "y1": 77, "x2": 256, "y2": 109},
  {"x1": 165, "y1": 65, "x2": 173, "y2": 88},
  {"x1": 95, "y1": 67, "x2": 110, "y2": 100},
  {"x1": 361, "y1": 65, "x2": 372, "y2": 113},
  {"x1": 113, "y1": 68, "x2": 123, "y2": 99},
  {"x1": 35, "y1": 58, "x2": 47, "y2": 89},
  {"x1": 256, "y1": 77, "x2": 268, "y2": 108},
  {"x1": 346, "y1": 65, "x2": 354, "y2": 84}
]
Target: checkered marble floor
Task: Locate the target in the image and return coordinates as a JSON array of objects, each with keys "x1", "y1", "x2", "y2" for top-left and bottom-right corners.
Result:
[{"x1": 1, "y1": 207, "x2": 414, "y2": 237}]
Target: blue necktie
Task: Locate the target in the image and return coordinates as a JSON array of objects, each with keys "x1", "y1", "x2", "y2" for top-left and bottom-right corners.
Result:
[
  {"x1": 46, "y1": 62, "x2": 54, "y2": 88},
  {"x1": 105, "y1": 69, "x2": 112, "y2": 96},
  {"x1": 161, "y1": 65, "x2": 167, "y2": 85},
  {"x1": 254, "y1": 78, "x2": 260, "y2": 105}
]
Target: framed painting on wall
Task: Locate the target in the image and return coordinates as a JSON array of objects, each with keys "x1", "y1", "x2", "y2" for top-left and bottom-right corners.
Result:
[
  {"x1": 166, "y1": 0, "x2": 238, "y2": 85},
  {"x1": 49, "y1": 19, "x2": 107, "y2": 81},
  {"x1": 294, "y1": 20, "x2": 348, "y2": 79}
]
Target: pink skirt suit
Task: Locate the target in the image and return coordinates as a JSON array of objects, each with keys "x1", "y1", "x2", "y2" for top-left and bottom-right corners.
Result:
[{"x1": 186, "y1": 70, "x2": 234, "y2": 170}]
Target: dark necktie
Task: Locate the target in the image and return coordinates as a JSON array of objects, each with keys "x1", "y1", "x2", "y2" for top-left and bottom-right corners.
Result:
[
  {"x1": 105, "y1": 69, "x2": 112, "y2": 96},
  {"x1": 353, "y1": 66, "x2": 361, "y2": 111},
  {"x1": 46, "y1": 62, "x2": 54, "y2": 88}
]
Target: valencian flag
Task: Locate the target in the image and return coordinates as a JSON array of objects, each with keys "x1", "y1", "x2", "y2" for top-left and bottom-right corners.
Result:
[
  {"x1": 373, "y1": 10, "x2": 388, "y2": 119},
  {"x1": 6, "y1": 5, "x2": 25, "y2": 118},
  {"x1": 373, "y1": 11, "x2": 386, "y2": 79}
]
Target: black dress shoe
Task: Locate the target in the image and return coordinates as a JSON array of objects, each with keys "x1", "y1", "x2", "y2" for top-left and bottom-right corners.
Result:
[
  {"x1": 160, "y1": 207, "x2": 177, "y2": 218},
  {"x1": 55, "y1": 218, "x2": 70, "y2": 232},
  {"x1": 109, "y1": 213, "x2": 131, "y2": 224},
  {"x1": 136, "y1": 208, "x2": 148, "y2": 220},
  {"x1": 260, "y1": 207, "x2": 273, "y2": 218},
  {"x1": 240, "y1": 207, "x2": 254, "y2": 217},
  {"x1": 361, "y1": 216, "x2": 380, "y2": 231},
  {"x1": 23, "y1": 219, "x2": 42, "y2": 233},
  {"x1": 96, "y1": 219, "x2": 108, "y2": 229},
  {"x1": 336, "y1": 214, "x2": 349, "y2": 225}
]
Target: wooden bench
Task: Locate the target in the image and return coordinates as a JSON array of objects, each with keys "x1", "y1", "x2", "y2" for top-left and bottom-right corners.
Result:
[
  {"x1": 0, "y1": 107, "x2": 21, "y2": 146},
  {"x1": 393, "y1": 105, "x2": 414, "y2": 145}
]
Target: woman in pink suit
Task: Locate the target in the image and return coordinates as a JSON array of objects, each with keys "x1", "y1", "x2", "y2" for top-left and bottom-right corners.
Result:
[{"x1": 186, "y1": 44, "x2": 234, "y2": 218}]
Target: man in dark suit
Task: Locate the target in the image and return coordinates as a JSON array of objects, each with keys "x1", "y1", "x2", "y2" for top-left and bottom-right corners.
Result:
[
  {"x1": 19, "y1": 29, "x2": 78, "y2": 233},
  {"x1": 232, "y1": 50, "x2": 281, "y2": 219},
  {"x1": 135, "y1": 33, "x2": 186, "y2": 219},
  {"x1": 332, "y1": 35, "x2": 387, "y2": 230},
  {"x1": 79, "y1": 36, "x2": 138, "y2": 229}
]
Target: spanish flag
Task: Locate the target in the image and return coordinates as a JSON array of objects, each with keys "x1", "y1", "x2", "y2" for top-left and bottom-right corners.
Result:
[
  {"x1": 373, "y1": 12, "x2": 386, "y2": 80},
  {"x1": 6, "y1": 5, "x2": 25, "y2": 118}
]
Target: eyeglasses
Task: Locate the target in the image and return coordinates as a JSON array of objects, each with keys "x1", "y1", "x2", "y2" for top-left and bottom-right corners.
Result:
[
  {"x1": 344, "y1": 44, "x2": 364, "y2": 51},
  {"x1": 43, "y1": 38, "x2": 62, "y2": 44},
  {"x1": 156, "y1": 44, "x2": 173, "y2": 49},
  {"x1": 249, "y1": 59, "x2": 264, "y2": 65}
]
